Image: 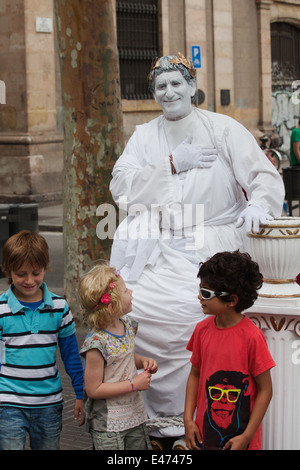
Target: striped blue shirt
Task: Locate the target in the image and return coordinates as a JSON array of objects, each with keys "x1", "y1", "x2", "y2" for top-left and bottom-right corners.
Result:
[{"x1": 0, "y1": 283, "x2": 77, "y2": 408}]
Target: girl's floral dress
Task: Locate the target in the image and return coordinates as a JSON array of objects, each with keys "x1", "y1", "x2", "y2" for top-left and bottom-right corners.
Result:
[{"x1": 80, "y1": 315, "x2": 147, "y2": 432}]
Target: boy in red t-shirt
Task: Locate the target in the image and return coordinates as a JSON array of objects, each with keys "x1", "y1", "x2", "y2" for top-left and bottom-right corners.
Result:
[{"x1": 184, "y1": 250, "x2": 275, "y2": 450}]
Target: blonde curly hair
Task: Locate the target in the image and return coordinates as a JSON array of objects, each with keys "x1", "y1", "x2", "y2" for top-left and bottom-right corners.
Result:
[{"x1": 78, "y1": 264, "x2": 123, "y2": 331}]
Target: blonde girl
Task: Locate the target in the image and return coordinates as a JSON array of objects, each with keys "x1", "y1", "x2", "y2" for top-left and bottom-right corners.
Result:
[{"x1": 78, "y1": 264, "x2": 157, "y2": 450}]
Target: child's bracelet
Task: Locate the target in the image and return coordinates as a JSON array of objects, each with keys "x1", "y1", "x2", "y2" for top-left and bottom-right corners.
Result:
[{"x1": 128, "y1": 378, "x2": 135, "y2": 392}]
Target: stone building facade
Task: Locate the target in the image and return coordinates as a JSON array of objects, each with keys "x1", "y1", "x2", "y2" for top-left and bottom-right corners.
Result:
[
  {"x1": 0, "y1": 0, "x2": 299, "y2": 203},
  {"x1": 0, "y1": 0, "x2": 63, "y2": 203}
]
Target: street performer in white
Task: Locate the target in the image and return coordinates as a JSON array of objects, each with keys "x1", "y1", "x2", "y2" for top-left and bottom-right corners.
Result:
[{"x1": 109, "y1": 53, "x2": 284, "y2": 449}]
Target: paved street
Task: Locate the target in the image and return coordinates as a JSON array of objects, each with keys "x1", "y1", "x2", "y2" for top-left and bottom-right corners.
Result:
[{"x1": 56, "y1": 325, "x2": 93, "y2": 451}]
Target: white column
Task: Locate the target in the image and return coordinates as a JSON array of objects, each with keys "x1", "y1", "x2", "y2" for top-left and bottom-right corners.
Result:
[
  {"x1": 246, "y1": 216, "x2": 300, "y2": 449},
  {"x1": 185, "y1": 0, "x2": 207, "y2": 105},
  {"x1": 256, "y1": 0, "x2": 273, "y2": 131},
  {"x1": 212, "y1": 0, "x2": 234, "y2": 112},
  {"x1": 246, "y1": 306, "x2": 300, "y2": 449}
]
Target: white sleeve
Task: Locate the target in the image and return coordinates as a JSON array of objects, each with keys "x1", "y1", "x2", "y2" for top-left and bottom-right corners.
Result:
[
  {"x1": 109, "y1": 128, "x2": 176, "y2": 209},
  {"x1": 223, "y1": 120, "x2": 285, "y2": 217}
]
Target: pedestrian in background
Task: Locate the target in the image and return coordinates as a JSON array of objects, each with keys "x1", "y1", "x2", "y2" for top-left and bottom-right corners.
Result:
[
  {"x1": 0, "y1": 230, "x2": 84, "y2": 450},
  {"x1": 290, "y1": 119, "x2": 300, "y2": 166}
]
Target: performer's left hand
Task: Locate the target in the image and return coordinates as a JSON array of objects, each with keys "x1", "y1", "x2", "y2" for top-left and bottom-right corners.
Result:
[{"x1": 236, "y1": 205, "x2": 273, "y2": 233}]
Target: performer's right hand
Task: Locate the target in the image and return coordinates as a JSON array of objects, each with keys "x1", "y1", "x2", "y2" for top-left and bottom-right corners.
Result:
[{"x1": 172, "y1": 134, "x2": 217, "y2": 173}]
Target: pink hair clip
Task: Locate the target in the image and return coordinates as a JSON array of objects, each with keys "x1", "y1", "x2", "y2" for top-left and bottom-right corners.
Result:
[{"x1": 93, "y1": 270, "x2": 120, "y2": 310}]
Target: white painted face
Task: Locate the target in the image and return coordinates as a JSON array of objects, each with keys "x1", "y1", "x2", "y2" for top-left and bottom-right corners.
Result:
[{"x1": 153, "y1": 71, "x2": 196, "y2": 121}]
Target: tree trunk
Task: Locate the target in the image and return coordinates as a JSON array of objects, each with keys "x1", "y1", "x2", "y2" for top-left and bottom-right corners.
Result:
[{"x1": 54, "y1": 0, "x2": 124, "y2": 319}]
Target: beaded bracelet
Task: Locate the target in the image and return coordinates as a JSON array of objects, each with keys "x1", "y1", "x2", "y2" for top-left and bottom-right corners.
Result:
[{"x1": 128, "y1": 378, "x2": 135, "y2": 392}]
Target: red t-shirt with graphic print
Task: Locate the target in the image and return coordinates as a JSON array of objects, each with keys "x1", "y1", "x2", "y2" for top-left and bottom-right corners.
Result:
[{"x1": 187, "y1": 315, "x2": 275, "y2": 450}]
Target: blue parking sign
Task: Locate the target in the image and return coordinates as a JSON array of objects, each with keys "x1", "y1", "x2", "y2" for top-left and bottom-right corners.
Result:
[{"x1": 191, "y1": 45, "x2": 201, "y2": 69}]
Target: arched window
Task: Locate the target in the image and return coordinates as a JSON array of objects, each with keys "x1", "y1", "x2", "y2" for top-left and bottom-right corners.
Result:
[
  {"x1": 116, "y1": 0, "x2": 160, "y2": 100},
  {"x1": 271, "y1": 22, "x2": 300, "y2": 91}
]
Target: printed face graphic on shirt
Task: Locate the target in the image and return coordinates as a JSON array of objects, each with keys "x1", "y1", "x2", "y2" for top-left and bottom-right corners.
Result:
[
  {"x1": 208, "y1": 383, "x2": 242, "y2": 429},
  {"x1": 203, "y1": 370, "x2": 250, "y2": 449}
]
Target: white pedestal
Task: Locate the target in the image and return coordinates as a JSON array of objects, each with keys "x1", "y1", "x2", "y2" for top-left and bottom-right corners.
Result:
[
  {"x1": 246, "y1": 296, "x2": 300, "y2": 450},
  {"x1": 246, "y1": 217, "x2": 300, "y2": 449}
]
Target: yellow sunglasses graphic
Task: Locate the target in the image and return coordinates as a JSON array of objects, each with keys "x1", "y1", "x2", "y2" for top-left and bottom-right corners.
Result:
[{"x1": 208, "y1": 386, "x2": 241, "y2": 403}]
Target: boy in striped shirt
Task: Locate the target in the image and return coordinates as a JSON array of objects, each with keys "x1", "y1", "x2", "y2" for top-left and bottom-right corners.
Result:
[{"x1": 0, "y1": 230, "x2": 84, "y2": 450}]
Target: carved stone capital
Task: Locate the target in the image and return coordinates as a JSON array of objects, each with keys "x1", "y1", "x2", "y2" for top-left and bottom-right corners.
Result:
[
  {"x1": 250, "y1": 314, "x2": 300, "y2": 337},
  {"x1": 256, "y1": 0, "x2": 273, "y2": 10}
]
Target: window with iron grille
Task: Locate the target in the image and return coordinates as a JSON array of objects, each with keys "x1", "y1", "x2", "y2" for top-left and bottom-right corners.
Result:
[
  {"x1": 116, "y1": 0, "x2": 159, "y2": 100},
  {"x1": 271, "y1": 22, "x2": 300, "y2": 91}
]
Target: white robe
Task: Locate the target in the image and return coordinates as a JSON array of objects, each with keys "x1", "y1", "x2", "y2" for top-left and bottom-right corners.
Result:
[{"x1": 109, "y1": 108, "x2": 284, "y2": 438}]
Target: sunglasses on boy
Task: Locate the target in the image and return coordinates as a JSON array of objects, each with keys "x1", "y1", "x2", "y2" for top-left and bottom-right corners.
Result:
[{"x1": 199, "y1": 287, "x2": 230, "y2": 300}]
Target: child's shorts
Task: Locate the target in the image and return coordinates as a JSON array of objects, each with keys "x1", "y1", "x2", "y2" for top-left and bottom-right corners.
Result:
[{"x1": 90, "y1": 423, "x2": 152, "y2": 450}]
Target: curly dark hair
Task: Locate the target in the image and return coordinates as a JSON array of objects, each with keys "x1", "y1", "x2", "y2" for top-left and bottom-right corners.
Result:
[{"x1": 198, "y1": 250, "x2": 263, "y2": 313}]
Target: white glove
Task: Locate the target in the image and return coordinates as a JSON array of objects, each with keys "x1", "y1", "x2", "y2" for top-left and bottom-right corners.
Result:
[
  {"x1": 172, "y1": 134, "x2": 217, "y2": 173},
  {"x1": 236, "y1": 205, "x2": 273, "y2": 233}
]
